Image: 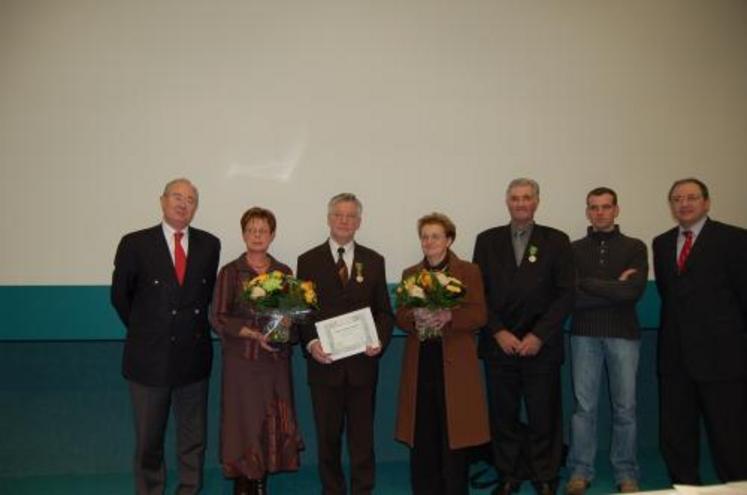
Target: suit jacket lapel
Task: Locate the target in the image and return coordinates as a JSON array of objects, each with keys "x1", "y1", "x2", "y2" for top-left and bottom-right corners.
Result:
[
  {"x1": 661, "y1": 228, "x2": 679, "y2": 278},
  {"x1": 183, "y1": 229, "x2": 201, "y2": 288},
  {"x1": 497, "y1": 227, "x2": 518, "y2": 275},
  {"x1": 515, "y1": 225, "x2": 541, "y2": 273},
  {"x1": 150, "y1": 225, "x2": 179, "y2": 285},
  {"x1": 682, "y1": 218, "x2": 712, "y2": 274}
]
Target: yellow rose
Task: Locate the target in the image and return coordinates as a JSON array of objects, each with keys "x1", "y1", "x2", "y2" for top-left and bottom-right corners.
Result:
[
  {"x1": 419, "y1": 271, "x2": 433, "y2": 289},
  {"x1": 304, "y1": 290, "x2": 316, "y2": 304}
]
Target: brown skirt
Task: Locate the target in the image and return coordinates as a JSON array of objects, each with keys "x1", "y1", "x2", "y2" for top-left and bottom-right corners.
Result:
[{"x1": 219, "y1": 350, "x2": 304, "y2": 479}]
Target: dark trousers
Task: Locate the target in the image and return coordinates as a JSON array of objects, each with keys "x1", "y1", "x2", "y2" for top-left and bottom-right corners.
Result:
[
  {"x1": 659, "y1": 373, "x2": 747, "y2": 484},
  {"x1": 486, "y1": 361, "x2": 562, "y2": 484},
  {"x1": 128, "y1": 379, "x2": 209, "y2": 495},
  {"x1": 309, "y1": 383, "x2": 376, "y2": 495},
  {"x1": 410, "y1": 368, "x2": 468, "y2": 495}
]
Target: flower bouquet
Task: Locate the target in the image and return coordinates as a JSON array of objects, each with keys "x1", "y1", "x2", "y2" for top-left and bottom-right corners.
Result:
[
  {"x1": 242, "y1": 271, "x2": 318, "y2": 344},
  {"x1": 395, "y1": 269, "x2": 466, "y2": 341}
]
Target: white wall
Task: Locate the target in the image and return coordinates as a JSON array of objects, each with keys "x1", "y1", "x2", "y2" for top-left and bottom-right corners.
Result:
[{"x1": 2, "y1": 0, "x2": 746, "y2": 284}]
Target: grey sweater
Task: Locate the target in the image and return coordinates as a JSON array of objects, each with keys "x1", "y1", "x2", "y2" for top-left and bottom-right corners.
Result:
[{"x1": 571, "y1": 226, "x2": 648, "y2": 339}]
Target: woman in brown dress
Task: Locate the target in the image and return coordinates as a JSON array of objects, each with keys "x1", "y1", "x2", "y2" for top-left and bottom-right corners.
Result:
[
  {"x1": 395, "y1": 212, "x2": 491, "y2": 495},
  {"x1": 210, "y1": 207, "x2": 303, "y2": 495}
]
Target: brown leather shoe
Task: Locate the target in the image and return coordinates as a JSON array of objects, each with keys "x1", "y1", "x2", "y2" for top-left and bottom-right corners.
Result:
[
  {"x1": 565, "y1": 477, "x2": 590, "y2": 495},
  {"x1": 618, "y1": 479, "x2": 640, "y2": 493}
]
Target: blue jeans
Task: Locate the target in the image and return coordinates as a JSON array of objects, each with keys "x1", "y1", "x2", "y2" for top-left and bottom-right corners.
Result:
[{"x1": 567, "y1": 336, "x2": 640, "y2": 483}]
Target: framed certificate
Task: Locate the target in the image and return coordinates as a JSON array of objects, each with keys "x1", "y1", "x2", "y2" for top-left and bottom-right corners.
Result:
[{"x1": 315, "y1": 307, "x2": 380, "y2": 361}]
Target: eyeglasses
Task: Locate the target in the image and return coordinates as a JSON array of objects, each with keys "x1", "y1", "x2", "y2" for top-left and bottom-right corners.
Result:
[
  {"x1": 670, "y1": 194, "x2": 703, "y2": 204},
  {"x1": 245, "y1": 228, "x2": 271, "y2": 236},
  {"x1": 420, "y1": 234, "x2": 447, "y2": 242}
]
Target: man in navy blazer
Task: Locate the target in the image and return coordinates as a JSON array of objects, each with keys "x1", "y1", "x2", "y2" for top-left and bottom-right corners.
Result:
[
  {"x1": 653, "y1": 177, "x2": 747, "y2": 484},
  {"x1": 473, "y1": 178, "x2": 574, "y2": 495},
  {"x1": 297, "y1": 193, "x2": 394, "y2": 495},
  {"x1": 111, "y1": 178, "x2": 220, "y2": 495}
]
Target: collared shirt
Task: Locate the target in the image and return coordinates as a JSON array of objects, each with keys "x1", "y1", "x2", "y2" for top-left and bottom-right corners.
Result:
[
  {"x1": 510, "y1": 222, "x2": 534, "y2": 266},
  {"x1": 677, "y1": 216, "x2": 707, "y2": 259},
  {"x1": 328, "y1": 238, "x2": 355, "y2": 273},
  {"x1": 307, "y1": 238, "x2": 356, "y2": 353},
  {"x1": 162, "y1": 222, "x2": 190, "y2": 264}
]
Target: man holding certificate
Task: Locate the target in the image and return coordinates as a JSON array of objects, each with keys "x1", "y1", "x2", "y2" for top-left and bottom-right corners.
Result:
[{"x1": 297, "y1": 192, "x2": 394, "y2": 495}]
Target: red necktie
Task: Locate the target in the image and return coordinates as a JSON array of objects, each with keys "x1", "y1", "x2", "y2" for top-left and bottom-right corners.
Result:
[
  {"x1": 336, "y1": 247, "x2": 349, "y2": 286},
  {"x1": 174, "y1": 232, "x2": 186, "y2": 285},
  {"x1": 677, "y1": 230, "x2": 692, "y2": 273}
]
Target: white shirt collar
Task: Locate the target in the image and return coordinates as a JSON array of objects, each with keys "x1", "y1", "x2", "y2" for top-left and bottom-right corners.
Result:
[
  {"x1": 162, "y1": 222, "x2": 190, "y2": 259},
  {"x1": 678, "y1": 216, "x2": 707, "y2": 239},
  {"x1": 328, "y1": 238, "x2": 354, "y2": 270}
]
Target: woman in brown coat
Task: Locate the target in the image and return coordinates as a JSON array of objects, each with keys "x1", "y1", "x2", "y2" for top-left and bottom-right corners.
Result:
[
  {"x1": 210, "y1": 207, "x2": 304, "y2": 495},
  {"x1": 395, "y1": 212, "x2": 491, "y2": 495}
]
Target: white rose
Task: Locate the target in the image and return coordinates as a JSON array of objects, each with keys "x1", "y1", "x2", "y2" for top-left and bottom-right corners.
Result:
[
  {"x1": 250, "y1": 286, "x2": 267, "y2": 300},
  {"x1": 434, "y1": 272, "x2": 450, "y2": 286},
  {"x1": 408, "y1": 285, "x2": 426, "y2": 299}
]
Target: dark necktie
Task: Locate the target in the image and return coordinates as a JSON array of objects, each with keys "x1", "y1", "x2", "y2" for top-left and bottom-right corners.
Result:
[
  {"x1": 336, "y1": 247, "x2": 349, "y2": 286},
  {"x1": 174, "y1": 232, "x2": 186, "y2": 285},
  {"x1": 513, "y1": 230, "x2": 526, "y2": 266},
  {"x1": 677, "y1": 230, "x2": 693, "y2": 273}
]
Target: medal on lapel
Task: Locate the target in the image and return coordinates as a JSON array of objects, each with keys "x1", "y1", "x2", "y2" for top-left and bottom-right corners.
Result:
[
  {"x1": 355, "y1": 262, "x2": 364, "y2": 283},
  {"x1": 528, "y1": 245, "x2": 538, "y2": 263}
]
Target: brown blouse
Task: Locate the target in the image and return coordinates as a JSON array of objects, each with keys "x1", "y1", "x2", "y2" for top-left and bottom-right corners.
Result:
[{"x1": 210, "y1": 253, "x2": 293, "y2": 361}]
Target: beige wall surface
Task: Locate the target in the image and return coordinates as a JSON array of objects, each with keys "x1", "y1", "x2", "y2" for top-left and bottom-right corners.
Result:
[{"x1": 1, "y1": 0, "x2": 745, "y2": 284}]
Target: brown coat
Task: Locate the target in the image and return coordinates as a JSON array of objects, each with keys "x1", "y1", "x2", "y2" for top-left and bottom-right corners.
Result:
[{"x1": 394, "y1": 251, "x2": 491, "y2": 449}]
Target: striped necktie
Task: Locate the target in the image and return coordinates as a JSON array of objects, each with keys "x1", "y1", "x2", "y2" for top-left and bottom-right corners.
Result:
[{"x1": 677, "y1": 230, "x2": 692, "y2": 273}]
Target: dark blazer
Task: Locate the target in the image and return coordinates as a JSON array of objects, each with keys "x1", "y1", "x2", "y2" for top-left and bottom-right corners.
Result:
[
  {"x1": 653, "y1": 218, "x2": 747, "y2": 381},
  {"x1": 395, "y1": 251, "x2": 490, "y2": 450},
  {"x1": 296, "y1": 241, "x2": 394, "y2": 387},
  {"x1": 111, "y1": 224, "x2": 221, "y2": 387},
  {"x1": 472, "y1": 223, "x2": 575, "y2": 366}
]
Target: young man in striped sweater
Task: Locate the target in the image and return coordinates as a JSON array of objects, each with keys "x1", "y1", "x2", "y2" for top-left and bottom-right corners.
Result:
[{"x1": 565, "y1": 187, "x2": 648, "y2": 495}]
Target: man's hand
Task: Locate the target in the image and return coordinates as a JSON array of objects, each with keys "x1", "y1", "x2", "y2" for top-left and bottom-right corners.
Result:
[
  {"x1": 494, "y1": 329, "x2": 521, "y2": 355},
  {"x1": 618, "y1": 268, "x2": 637, "y2": 281},
  {"x1": 517, "y1": 332, "x2": 543, "y2": 356},
  {"x1": 309, "y1": 340, "x2": 333, "y2": 364},
  {"x1": 364, "y1": 345, "x2": 381, "y2": 357}
]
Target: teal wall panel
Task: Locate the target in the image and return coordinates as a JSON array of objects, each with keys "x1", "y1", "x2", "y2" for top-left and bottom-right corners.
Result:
[
  {"x1": 0, "y1": 283, "x2": 662, "y2": 341},
  {"x1": 0, "y1": 286, "x2": 123, "y2": 340}
]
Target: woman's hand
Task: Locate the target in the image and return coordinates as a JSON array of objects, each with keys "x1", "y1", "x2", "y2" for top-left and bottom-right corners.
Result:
[
  {"x1": 412, "y1": 308, "x2": 451, "y2": 331},
  {"x1": 239, "y1": 326, "x2": 279, "y2": 352}
]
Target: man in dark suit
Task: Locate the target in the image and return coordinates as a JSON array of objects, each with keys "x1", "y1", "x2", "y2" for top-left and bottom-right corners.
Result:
[
  {"x1": 297, "y1": 192, "x2": 394, "y2": 495},
  {"x1": 111, "y1": 178, "x2": 220, "y2": 495},
  {"x1": 653, "y1": 177, "x2": 747, "y2": 484},
  {"x1": 472, "y1": 178, "x2": 575, "y2": 495}
]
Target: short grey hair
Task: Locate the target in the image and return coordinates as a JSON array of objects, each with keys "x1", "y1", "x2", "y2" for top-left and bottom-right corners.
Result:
[
  {"x1": 162, "y1": 178, "x2": 199, "y2": 204},
  {"x1": 506, "y1": 177, "x2": 540, "y2": 198},
  {"x1": 327, "y1": 192, "x2": 363, "y2": 216}
]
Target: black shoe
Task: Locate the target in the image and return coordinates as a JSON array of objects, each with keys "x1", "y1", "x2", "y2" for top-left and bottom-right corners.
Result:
[
  {"x1": 233, "y1": 477, "x2": 252, "y2": 495},
  {"x1": 493, "y1": 479, "x2": 521, "y2": 495},
  {"x1": 533, "y1": 481, "x2": 557, "y2": 495}
]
